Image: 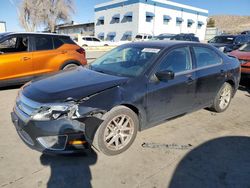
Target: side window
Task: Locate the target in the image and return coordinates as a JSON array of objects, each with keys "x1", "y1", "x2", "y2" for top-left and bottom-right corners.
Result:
[
  {"x1": 193, "y1": 47, "x2": 222, "y2": 68},
  {"x1": 35, "y1": 36, "x2": 53, "y2": 51},
  {"x1": 53, "y1": 37, "x2": 64, "y2": 49},
  {"x1": 0, "y1": 36, "x2": 28, "y2": 53},
  {"x1": 92, "y1": 38, "x2": 100, "y2": 42},
  {"x1": 86, "y1": 37, "x2": 92, "y2": 41},
  {"x1": 158, "y1": 47, "x2": 192, "y2": 73}
]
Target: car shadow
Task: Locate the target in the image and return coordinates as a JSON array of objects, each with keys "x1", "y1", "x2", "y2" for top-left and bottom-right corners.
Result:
[
  {"x1": 168, "y1": 136, "x2": 250, "y2": 188},
  {"x1": 40, "y1": 149, "x2": 97, "y2": 188},
  {"x1": 239, "y1": 78, "x2": 250, "y2": 96},
  {"x1": 0, "y1": 84, "x2": 22, "y2": 91}
]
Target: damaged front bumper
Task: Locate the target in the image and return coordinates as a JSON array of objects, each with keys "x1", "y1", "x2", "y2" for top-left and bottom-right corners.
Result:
[{"x1": 11, "y1": 105, "x2": 104, "y2": 154}]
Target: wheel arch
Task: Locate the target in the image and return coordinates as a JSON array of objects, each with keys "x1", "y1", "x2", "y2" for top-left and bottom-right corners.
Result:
[
  {"x1": 225, "y1": 79, "x2": 237, "y2": 96},
  {"x1": 60, "y1": 60, "x2": 81, "y2": 70},
  {"x1": 120, "y1": 103, "x2": 146, "y2": 131}
]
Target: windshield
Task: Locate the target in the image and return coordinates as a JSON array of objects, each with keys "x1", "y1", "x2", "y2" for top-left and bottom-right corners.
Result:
[
  {"x1": 239, "y1": 43, "x2": 250, "y2": 52},
  {"x1": 209, "y1": 36, "x2": 235, "y2": 44},
  {"x1": 90, "y1": 45, "x2": 162, "y2": 77}
]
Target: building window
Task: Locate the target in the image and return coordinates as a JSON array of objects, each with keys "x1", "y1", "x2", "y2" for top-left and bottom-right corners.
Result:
[
  {"x1": 122, "y1": 31, "x2": 132, "y2": 41},
  {"x1": 146, "y1": 12, "x2": 155, "y2": 23},
  {"x1": 123, "y1": 12, "x2": 133, "y2": 22},
  {"x1": 107, "y1": 32, "x2": 116, "y2": 41},
  {"x1": 187, "y1": 19, "x2": 194, "y2": 28},
  {"x1": 176, "y1": 17, "x2": 183, "y2": 26},
  {"x1": 163, "y1": 15, "x2": 171, "y2": 25},
  {"x1": 111, "y1": 14, "x2": 120, "y2": 24},
  {"x1": 197, "y1": 21, "x2": 204, "y2": 29},
  {"x1": 98, "y1": 33, "x2": 105, "y2": 41},
  {"x1": 97, "y1": 16, "x2": 105, "y2": 25}
]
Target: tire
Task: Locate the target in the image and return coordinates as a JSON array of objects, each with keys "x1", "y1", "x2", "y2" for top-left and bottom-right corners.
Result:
[
  {"x1": 211, "y1": 82, "x2": 233, "y2": 113},
  {"x1": 93, "y1": 106, "x2": 139, "y2": 156},
  {"x1": 104, "y1": 44, "x2": 109, "y2": 46},
  {"x1": 82, "y1": 44, "x2": 88, "y2": 47},
  {"x1": 62, "y1": 63, "x2": 79, "y2": 71}
]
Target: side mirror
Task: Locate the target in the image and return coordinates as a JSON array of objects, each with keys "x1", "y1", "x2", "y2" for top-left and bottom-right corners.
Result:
[{"x1": 155, "y1": 70, "x2": 175, "y2": 81}]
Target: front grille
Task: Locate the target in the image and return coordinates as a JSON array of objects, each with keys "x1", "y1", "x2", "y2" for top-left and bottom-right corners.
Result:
[{"x1": 14, "y1": 93, "x2": 41, "y2": 123}]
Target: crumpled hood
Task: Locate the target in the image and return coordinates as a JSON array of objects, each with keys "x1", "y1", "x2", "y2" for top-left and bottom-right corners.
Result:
[{"x1": 22, "y1": 67, "x2": 129, "y2": 103}]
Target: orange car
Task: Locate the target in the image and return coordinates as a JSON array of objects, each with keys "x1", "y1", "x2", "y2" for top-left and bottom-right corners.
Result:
[{"x1": 0, "y1": 32, "x2": 87, "y2": 87}]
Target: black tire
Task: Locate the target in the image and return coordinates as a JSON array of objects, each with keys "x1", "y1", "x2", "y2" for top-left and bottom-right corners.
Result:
[
  {"x1": 62, "y1": 63, "x2": 79, "y2": 71},
  {"x1": 211, "y1": 82, "x2": 233, "y2": 113},
  {"x1": 82, "y1": 44, "x2": 88, "y2": 47},
  {"x1": 93, "y1": 106, "x2": 139, "y2": 156},
  {"x1": 104, "y1": 44, "x2": 109, "y2": 46}
]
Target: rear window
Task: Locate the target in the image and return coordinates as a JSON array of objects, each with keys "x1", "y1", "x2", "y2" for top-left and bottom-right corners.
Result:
[
  {"x1": 209, "y1": 36, "x2": 235, "y2": 44},
  {"x1": 60, "y1": 37, "x2": 76, "y2": 44},
  {"x1": 35, "y1": 36, "x2": 53, "y2": 51},
  {"x1": 53, "y1": 37, "x2": 64, "y2": 49}
]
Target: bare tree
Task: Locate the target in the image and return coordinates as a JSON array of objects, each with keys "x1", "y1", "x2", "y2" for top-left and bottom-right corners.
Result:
[
  {"x1": 17, "y1": 0, "x2": 74, "y2": 32},
  {"x1": 18, "y1": 0, "x2": 44, "y2": 31},
  {"x1": 41, "y1": 0, "x2": 75, "y2": 32}
]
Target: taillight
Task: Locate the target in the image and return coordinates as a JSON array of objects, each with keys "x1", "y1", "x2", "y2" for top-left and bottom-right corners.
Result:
[{"x1": 76, "y1": 48, "x2": 85, "y2": 56}]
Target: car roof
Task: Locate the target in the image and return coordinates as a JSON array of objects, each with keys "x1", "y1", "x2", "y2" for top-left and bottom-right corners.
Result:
[
  {"x1": 128, "y1": 40, "x2": 204, "y2": 48},
  {"x1": 0, "y1": 32, "x2": 69, "y2": 38}
]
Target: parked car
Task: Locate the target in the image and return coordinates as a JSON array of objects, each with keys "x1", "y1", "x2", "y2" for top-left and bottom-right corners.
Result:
[
  {"x1": 154, "y1": 33, "x2": 175, "y2": 41},
  {"x1": 11, "y1": 41, "x2": 240, "y2": 156},
  {"x1": 230, "y1": 42, "x2": 250, "y2": 79},
  {"x1": 0, "y1": 32, "x2": 87, "y2": 87},
  {"x1": 208, "y1": 34, "x2": 250, "y2": 53},
  {"x1": 241, "y1": 31, "x2": 250, "y2": 35},
  {"x1": 77, "y1": 36, "x2": 109, "y2": 47},
  {"x1": 134, "y1": 33, "x2": 153, "y2": 41},
  {"x1": 170, "y1": 33, "x2": 200, "y2": 42}
]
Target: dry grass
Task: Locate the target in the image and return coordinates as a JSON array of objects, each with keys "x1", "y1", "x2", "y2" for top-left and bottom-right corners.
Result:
[{"x1": 211, "y1": 15, "x2": 250, "y2": 34}]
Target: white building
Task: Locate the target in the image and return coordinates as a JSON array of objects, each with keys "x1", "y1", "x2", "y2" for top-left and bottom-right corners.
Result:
[
  {"x1": 94, "y1": 0, "x2": 208, "y2": 41},
  {"x1": 0, "y1": 21, "x2": 6, "y2": 32}
]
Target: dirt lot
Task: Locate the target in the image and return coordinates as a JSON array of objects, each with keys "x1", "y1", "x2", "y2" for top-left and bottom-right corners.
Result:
[{"x1": 0, "y1": 82, "x2": 249, "y2": 188}]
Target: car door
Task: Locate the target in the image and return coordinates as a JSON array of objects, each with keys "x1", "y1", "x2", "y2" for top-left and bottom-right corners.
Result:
[
  {"x1": 0, "y1": 35, "x2": 33, "y2": 81},
  {"x1": 192, "y1": 46, "x2": 226, "y2": 107},
  {"x1": 31, "y1": 35, "x2": 60, "y2": 75},
  {"x1": 146, "y1": 46, "x2": 196, "y2": 124}
]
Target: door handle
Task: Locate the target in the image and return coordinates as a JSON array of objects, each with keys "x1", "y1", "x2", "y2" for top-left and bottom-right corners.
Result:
[
  {"x1": 185, "y1": 75, "x2": 194, "y2": 85},
  {"x1": 22, "y1": 57, "x2": 31, "y2": 61},
  {"x1": 61, "y1": 50, "x2": 67, "y2": 54}
]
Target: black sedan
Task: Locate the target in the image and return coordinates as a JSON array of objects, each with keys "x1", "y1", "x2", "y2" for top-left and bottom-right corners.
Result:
[{"x1": 11, "y1": 41, "x2": 240, "y2": 155}]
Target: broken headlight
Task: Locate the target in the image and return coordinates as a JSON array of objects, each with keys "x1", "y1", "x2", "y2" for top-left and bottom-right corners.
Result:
[{"x1": 31, "y1": 103, "x2": 79, "y2": 121}]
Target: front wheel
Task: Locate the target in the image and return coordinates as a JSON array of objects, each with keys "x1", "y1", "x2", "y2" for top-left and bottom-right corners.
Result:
[
  {"x1": 211, "y1": 82, "x2": 233, "y2": 113},
  {"x1": 93, "y1": 106, "x2": 138, "y2": 155},
  {"x1": 62, "y1": 63, "x2": 79, "y2": 71}
]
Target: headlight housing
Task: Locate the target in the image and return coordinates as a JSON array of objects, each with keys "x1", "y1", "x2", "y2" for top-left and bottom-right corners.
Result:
[{"x1": 31, "y1": 103, "x2": 79, "y2": 121}]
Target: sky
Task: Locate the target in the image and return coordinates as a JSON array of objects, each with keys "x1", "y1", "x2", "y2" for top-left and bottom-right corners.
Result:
[{"x1": 0, "y1": 0, "x2": 250, "y2": 32}]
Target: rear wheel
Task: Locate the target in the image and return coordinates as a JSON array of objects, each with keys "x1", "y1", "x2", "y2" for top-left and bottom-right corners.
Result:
[
  {"x1": 62, "y1": 63, "x2": 79, "y2": 71},
  {"x1": 211, "y1": 82, "x2": 233, "y2": 113},
  {"x1": 93, "y1": 106, "x2": 138, "y2": 155}
]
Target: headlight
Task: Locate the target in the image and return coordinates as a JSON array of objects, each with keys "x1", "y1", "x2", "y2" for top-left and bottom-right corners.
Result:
[{"x1": 31, "y1": 103, "x2": 78, "y2": 121}]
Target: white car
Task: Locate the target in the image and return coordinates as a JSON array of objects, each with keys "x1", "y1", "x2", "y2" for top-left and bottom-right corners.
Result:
[{"x1": 77, "y1": 36, "x2": 109, "y2": 47}]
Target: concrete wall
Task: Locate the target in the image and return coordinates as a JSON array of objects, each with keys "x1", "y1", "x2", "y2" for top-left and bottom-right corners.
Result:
[{"x1": 0, "y1": 22, "x2": 6, "y2": 32}]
